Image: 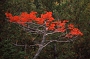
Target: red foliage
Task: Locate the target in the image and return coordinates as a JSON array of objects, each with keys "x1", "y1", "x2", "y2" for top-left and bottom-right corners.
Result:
[
  {"x1": 41, "y1": 12, "x2": 54, "y2": 22},
  {"x1": 5, "y1": 12, "x2": 12, "y2": 18},
  {"x1": 5, "y1": 11, "x2": 83, "y2": 38},
  {"x1": 48, "y1": 23, "x2": 55, "y2": 30},
  {"x1": 68, "y1": 24, "x2": 75, "y2": 29},
  {"x1": 35, "y1": 18, "x2": 44, "y2": 24},
  {"x1": 65, "y1": 28, "x2": 83, "y2": 38}
]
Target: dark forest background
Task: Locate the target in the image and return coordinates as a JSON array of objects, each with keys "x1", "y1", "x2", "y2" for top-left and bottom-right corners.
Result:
[{"x1": 0, "y1": 0, "x2": 90, "y2": 59}]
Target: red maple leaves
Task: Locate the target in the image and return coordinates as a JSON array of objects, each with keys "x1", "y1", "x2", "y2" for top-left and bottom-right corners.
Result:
[
  {"x1": 65, "y1": 24, "x2": 83, "y2": 38},
  {"x1": 5, "y1": 11, "x2": 83, "y2": 38}
]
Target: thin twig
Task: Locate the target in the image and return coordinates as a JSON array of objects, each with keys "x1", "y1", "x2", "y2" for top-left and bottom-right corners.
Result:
[
  {"x1": 43, "y1": 40, "x2": 70, "y2": 48},
  {"x1": 12, "y1": 43, "x2": 40, "y2": 47},
  {"x1": 46, "y1": 32, "x2": 57, "y2": 35}
]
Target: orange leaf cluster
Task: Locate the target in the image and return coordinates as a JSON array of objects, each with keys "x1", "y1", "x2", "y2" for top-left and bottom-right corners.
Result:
[
  {"x1": 5, "y1": 11, "x2": 37, "y2": 25},
  {"x1": 65, "y1": 24, "x2": 83, "y2": 38},
  {"x1": 5, "y1": 11, "x2": 83, "y2": 38}
]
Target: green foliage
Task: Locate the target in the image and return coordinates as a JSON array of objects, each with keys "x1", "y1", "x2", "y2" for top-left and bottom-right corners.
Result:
[
  {"x1": 0, "y1": 39, "x2": 28, "y2": 59},
  {"x1": 73, "y1": 39, "x2": 90, "y2": 59},
  {"x1": 0, "y1": 39, "x2": 17, "y2": 59},
  {"x1": 5, "y1": 0, "x2": 36, "y2": 15},
  {"x1": 1, "y1": 0, "x2": 90, "y2": 59}
]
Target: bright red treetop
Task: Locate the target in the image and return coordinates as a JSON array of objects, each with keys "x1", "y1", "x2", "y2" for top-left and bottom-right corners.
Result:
[{"x1": 5, "y1": 11, "x2": 83, "y2": 38}]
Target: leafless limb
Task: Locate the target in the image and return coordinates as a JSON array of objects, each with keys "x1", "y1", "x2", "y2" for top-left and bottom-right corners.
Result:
[
  {"x1": 43, "y1": 36, "x2": 78, "y2": 48},
  {"x1": 20, "y1": 25, "x2": 44, "y2": 34},
  {"x1": 43, "y1": 40, "x2": 70, "y2": 48},
  {"x1": 46, "y1": 31, "x2": 57, "y2": 35},
  {"x1": 12, "y1": 43, "x2": 40, "y2": 47}
]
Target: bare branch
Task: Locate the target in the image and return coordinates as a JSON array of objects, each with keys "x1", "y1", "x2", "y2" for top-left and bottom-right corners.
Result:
[
  {"x1": 29, "y1": 44, "x2": 40, "y2": 47},
  {"x1": 43, "y1": 36, "x2": 78, "y2": 48},
  {"x1": 46, "y1": 31, "x2": 57, "y2": 35},
  {"x1": 68, "y1": 36, "x2": 78, "y2": 41},
  {"x1": 43, "y1": 40, "x2": 70, "y2": 48},
  {"x1": 12, "y1": 43, "x2": 40, "y2": 47},
  {"x1": 26, "y1": 22, "x2": 45, "y2": 27},
  {"x1": 21, "y1": 25, "x2": 44, "y2": 34}
]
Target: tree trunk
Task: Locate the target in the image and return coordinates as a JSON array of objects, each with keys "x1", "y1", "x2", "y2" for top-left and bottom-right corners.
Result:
[
  {"x1": 33, "y1": 46, "x2": 43, "y2": 59},
  {"x1": 33, "y1": 32, "x2": 46, "y2": 59}
]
